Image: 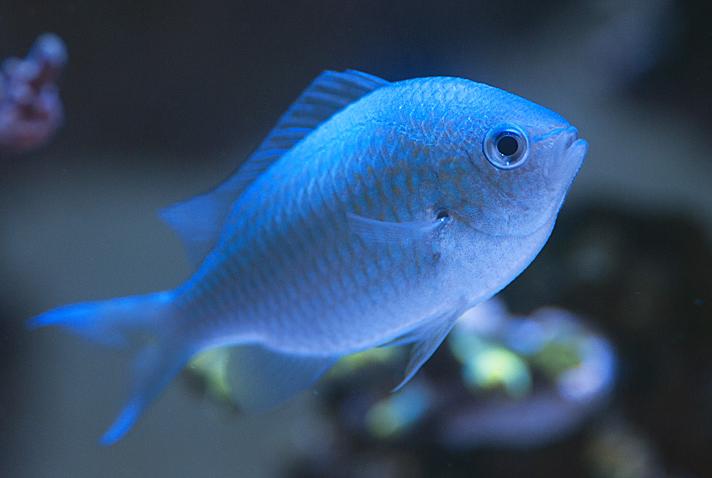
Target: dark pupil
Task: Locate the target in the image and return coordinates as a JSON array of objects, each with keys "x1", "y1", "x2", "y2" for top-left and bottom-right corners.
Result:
[{"x1": 496, "y1": 135, "x2": 519, "y2": 157}]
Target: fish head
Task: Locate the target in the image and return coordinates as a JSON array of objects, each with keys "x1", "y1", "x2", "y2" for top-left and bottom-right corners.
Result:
[{"x1": 436, "y1": 81, "x2": 587, "y2": 238}]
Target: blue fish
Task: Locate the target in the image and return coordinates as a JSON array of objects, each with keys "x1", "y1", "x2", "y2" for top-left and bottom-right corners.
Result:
[{"x1": 30, "y1": 70, "x2": 587, "y2": 444}]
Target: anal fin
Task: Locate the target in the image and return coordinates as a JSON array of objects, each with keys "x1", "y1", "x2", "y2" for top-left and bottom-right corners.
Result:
[{"x1": 226, "y1": 344, "x2": 338, "y2": 411}]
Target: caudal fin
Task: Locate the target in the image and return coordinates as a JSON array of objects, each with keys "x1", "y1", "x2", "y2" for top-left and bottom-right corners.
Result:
[{"x1": 29, "y1": 291, "x2": 195, "y2": 445}]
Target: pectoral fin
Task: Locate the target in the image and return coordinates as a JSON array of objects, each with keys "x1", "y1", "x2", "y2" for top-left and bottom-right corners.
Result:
[{"x1": 347, "y1": 213, "x2": 447, "y2": 245}]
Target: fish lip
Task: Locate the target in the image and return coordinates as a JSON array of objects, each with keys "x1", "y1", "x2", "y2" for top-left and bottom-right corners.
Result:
[
  {"x1": 561, "y1": 126, "x2": 579, "y2": 149},
  {"x1": 565, "y1": 136, "x2": 588, "y2": 170},
  {"x1": 568, "y1": 137, "x2": 588, "y2": 158}
]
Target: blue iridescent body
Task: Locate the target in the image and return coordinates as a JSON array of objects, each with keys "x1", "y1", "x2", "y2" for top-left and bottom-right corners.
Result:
[{"x1": 30, "y1": 70, "x2": 587, "y2": 443}]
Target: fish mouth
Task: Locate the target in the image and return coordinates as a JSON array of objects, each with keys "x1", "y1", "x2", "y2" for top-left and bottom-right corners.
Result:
[
  {"x1": 537, "y1": 125, "x2": 587, "y2": 177},
  {"x1": 559, "y1": 126, "x2": 587, "y2": 162},
  {"x1": 548, "y1": 127, "x2": 587, "y2": 217},
  {"x1": 562, "y1": 128, "x2": 588, "y2": 174}
]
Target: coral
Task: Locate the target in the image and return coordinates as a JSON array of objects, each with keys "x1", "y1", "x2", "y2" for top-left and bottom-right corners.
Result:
[{"x1": 0, "y1": 33, "x2": 66, "y2": 153}]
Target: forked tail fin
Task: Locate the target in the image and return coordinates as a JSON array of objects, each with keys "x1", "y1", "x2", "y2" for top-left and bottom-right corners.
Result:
[{"x1": 29, "y1": 291, "x2": 195, "y2": 445}]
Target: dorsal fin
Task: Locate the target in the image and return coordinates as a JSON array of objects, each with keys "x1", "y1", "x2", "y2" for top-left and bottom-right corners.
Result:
[{"x1": 160, "y1": 69, "x2": 390, "y2": 265}]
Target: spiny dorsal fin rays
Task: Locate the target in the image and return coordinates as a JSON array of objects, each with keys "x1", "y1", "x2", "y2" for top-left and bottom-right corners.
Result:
[{"x1": 159, "y1": 70, "x2": 390, "y2": 266}]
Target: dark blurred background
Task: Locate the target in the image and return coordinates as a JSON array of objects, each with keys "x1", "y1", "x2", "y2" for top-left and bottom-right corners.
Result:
[{"x1": 1, "y1": 0, "x2": 711, "y2": 477}]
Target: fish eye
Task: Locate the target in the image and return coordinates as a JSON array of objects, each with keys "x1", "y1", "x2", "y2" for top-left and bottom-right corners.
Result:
[
  {"x1": 483, "y1": 124, "x2": 529, "y2": 170},
  {"x1": 435, "y1": 209, "x2": 450, "y2": 221}
]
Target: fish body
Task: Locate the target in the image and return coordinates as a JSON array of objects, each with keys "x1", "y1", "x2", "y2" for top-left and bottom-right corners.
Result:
[{"x1": 30, "y1": 70, "x2": 587, "y2": 443}]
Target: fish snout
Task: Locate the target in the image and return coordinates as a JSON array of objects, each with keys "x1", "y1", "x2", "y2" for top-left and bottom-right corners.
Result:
[{"x1": 533, "y1": 125, "x2": 585, "y2": 157}]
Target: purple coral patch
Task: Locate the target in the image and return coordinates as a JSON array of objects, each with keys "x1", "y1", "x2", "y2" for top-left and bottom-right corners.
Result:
[{"x1": 0, "y1": 33, "x2": 67, "y2": 153}]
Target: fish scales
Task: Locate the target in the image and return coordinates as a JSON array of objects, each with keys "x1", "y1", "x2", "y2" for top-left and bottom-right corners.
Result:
[{"x1": 31, "y1": 71, "x2": 587, "y2": 443}]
